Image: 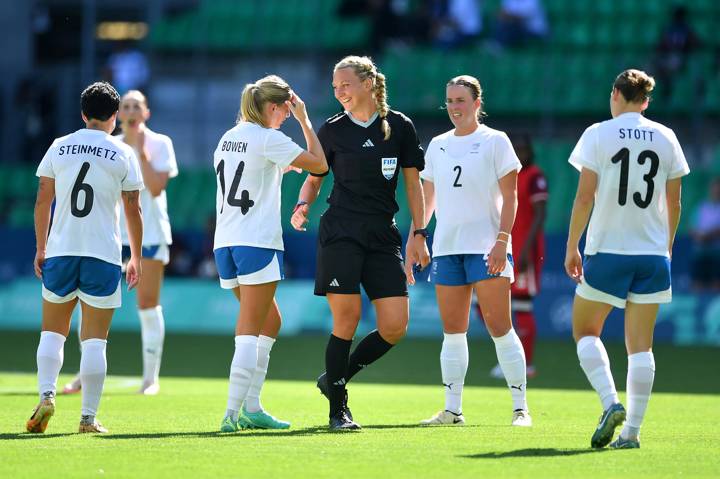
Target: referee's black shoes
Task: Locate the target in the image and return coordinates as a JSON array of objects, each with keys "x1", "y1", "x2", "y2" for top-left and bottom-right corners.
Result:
[
  {"x1": 329, "y1": 408, "x2": 361, "y2": 431},
  {"x1": 317, "y1": 372, "x2": 354, "y2": 421}
]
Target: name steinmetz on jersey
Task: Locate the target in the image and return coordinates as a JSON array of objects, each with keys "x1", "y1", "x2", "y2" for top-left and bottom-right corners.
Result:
[
  {"x1": 37, "y1": 128, "x2": 144, "y2": 266},
  {"x1": 569, "y1": 112, "x2": 689, "y2": 257}
]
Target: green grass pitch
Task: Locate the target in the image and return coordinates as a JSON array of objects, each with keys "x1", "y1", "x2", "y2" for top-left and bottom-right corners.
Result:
[{"x1": 0, "y1": 332, "x2": 718, "y2": 478}]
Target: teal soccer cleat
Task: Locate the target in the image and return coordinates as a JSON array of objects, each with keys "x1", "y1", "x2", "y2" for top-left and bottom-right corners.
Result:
[
  {"x1": 219, "y1": 415, "x2": 239, "y2": 433},
  {"x1": 238, "y1": 407, "x2": 291, "y2": 430},
  {"x1": 610, "y1": 436, "x2": 640, "y2": 449},
  {"x1": 591, "y1": 403, "x2": 626, "y2": 448}
]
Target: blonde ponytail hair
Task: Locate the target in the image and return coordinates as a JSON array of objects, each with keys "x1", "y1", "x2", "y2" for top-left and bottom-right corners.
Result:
[
  {"x1": 239, "y1": 75, "x2": 292, "y2": 128},
  {"x1": 334, "y1": 55, "x2": 391, "y2": 140}
]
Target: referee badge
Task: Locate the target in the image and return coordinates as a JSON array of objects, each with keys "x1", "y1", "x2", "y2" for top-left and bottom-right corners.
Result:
[{"x1": 381, "y1": 157, "x2": 397, "y2": 180}]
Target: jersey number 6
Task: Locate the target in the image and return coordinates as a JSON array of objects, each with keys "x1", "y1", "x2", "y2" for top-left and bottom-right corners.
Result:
[
  {"x1": 71, "y1": 162, "x2": 94, "y2": 218},
  {"x1": 611, "y1": 148, "x2": 659, "y2": 209},
  {"x1": 216, "y1": 159, "x2": 255, "y2": 215}
]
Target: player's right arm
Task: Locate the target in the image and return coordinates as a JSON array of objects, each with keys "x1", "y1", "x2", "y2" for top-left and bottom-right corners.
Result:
[
  {"x1": 564, "y1": 167, "x2": 597, "y2": 283},
  {"x1": 122, "y1": 190, "x2": 143, "y2": 290},
  {"x1": 33, "y1": 176, "x2": 55, "y2": 279},
  {"x1": 291, "y1": 174, "x2": 324, "y2": 231},
  {"x1": 666, "y1": 177, "x2": 682, "y2": 258}
]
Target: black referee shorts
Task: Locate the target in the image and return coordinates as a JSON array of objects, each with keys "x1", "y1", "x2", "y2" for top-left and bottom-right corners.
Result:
[{"x1": 314, "y1": 213, "x2": 407, "y2": 300}]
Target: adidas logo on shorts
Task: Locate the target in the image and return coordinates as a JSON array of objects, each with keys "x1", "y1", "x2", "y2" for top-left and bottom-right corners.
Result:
[
  {"x1": 329, "y1": 278, "x2": 340, "y2": 287},
  {"x1": 362, "y1": 139, "x2": 374, "y2": 148}
]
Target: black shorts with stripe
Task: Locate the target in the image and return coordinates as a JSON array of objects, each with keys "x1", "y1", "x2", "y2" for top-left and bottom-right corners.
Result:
[{"x1": 314, "y1": 212, "x2": 407, "y2": 300}]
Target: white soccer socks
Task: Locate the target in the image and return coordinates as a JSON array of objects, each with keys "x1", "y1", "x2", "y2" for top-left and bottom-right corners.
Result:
[
  {"x1": 139, "y1": 306, "x2": 165, "y2": 386},
  {"x1": 440, "y1": 333, "x2": 469, "y2": 414},
  {"x1": 244, "y1": 335, "x2": 275, "y2": 413},
  {"x1": 492, "y1": 329, "x2": 528, "y2": 411},
  {"x1": 36, "y1": 331, "x2": 66, "y2": 399},
  {"x1": 80, "y1": 338, "x2": 108, "y2": 418},
  {"x1": 226, "y1": 335, "x2": 258, "y2": 419},
  {"x1": 577, "y1": 336, "x2": 620, "y2": 410},
  {"x1": 621, "y1": 351, "x2": 655, "y2": 440}
]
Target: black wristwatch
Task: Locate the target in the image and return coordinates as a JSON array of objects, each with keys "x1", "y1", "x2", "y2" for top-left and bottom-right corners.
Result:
[{"x1": 413, "y1": 228, "x2": 428, "y2": 238}]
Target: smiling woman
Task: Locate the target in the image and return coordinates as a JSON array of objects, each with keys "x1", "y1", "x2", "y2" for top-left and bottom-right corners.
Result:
[{"x1": 291, "y1": 55, "x2": 429, "y2": 431}]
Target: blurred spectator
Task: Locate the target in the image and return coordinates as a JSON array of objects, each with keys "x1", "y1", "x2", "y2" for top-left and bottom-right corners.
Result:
[
  {"x1": 166, "y1": 237, "x2": 195, "y2": 277},
  {"x1": 104, "y1": 42, "x2": 150, "y2": 94},
  {"x1": 196, "y1": 215, "x2": 217, "y2": 279},
  {"x1": 690, "y1": 177, "x2": 720, "y2": 291},
  {"x1": 428, "y1": 0, "x2": 483, "y2": 49},
  {"x1": 653, "y1": 5, "x2": 701, "y2": 99},
  {"x1": 14, "y1": 77, "x2": 56, "y2": 164},
  {"x1": 492, "y1": 0, "x2": 548, "y2": 49}
]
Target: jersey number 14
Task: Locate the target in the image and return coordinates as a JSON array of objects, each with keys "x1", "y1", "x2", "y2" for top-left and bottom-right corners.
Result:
[
  {"x1": 611, "y1": 148, "x2": 658, "y2": 209},
  {"x1": 215, "y1": 159, "x2": 255, "y2": 215}
]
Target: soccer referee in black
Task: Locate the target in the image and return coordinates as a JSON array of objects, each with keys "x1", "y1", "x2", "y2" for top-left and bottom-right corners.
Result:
[{"x1": 291, "y1": 56, "x2": 430, "y2": 430}]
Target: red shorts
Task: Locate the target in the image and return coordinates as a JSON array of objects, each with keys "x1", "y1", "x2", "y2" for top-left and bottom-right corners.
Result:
[{"x1": 511, "y1": 255, "x2": 543, "y2": 297}]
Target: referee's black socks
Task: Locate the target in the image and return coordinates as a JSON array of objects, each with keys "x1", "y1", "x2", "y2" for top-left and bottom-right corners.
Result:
[
  {"x1": 347, "y1": 330, "x2": 394, "y2": 381},
  {"x1": 326, "y1": 334, "x2": 352, "y2": 417}
]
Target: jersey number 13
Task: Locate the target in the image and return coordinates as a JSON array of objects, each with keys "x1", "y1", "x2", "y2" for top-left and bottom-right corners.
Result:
[{"x1": 611, "y1": 148, "x2": 658, "y2": 209}]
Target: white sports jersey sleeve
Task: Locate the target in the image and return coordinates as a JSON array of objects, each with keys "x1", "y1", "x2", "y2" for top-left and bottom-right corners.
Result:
[
  {"x1": 37, "y1": 129, "x2": 144, "y2": 266},
  {"x1": 568, "y1": 112, "x2": 690, "y2": 256},
  {"x1": 494, "y1": 132, "x2": 522, "y2": 179},
  {"x1": 213, "y1": 122, "x2": 303, "y2": 251},
  {"x1": 263, "y1": 128, "x2": 303, "y2": 168}
]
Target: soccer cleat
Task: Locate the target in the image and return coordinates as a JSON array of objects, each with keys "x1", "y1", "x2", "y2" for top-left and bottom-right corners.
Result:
[
  {"x1": 61, "y1": 376, "x2": 82, "y2": 395},
  {"x1": 238, "y1": 406, "x2": 290, "y2": 430},
  {"x1": 138, "y1": 382, "x2": 160, "y2": 396},
  {"x1": 78, "y1": 420, "x2": 108, "y2": 434},
  {"x1": 329, "y1": 408, "x2": 361, "y2": 431},
  {"x1": 317, "y1": 372, "x2": 353, "y2": 421},
  {"x1": 591, "y1": 403, "x2": 626, "y2": 448},
  {"x1": 420, "y1": 410, "x2": 465, "y2": 426},
  {"x1": 511, "y1": 409, "x2": 533, "y2": 427},
  {"x1": 26, "y1": 393, "x2": 56, "y2": 433},
  {"x1": 219, "y1": 416, "x2": 239, "y2": 433},
  {"x1": 609, "y1": 436, "x2": 640, "y2": 449}
]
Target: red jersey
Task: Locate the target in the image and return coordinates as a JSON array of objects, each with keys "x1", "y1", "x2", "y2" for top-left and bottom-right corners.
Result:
[{"x1": 511, "y1": 164, "x2": 548, "y2": 296}]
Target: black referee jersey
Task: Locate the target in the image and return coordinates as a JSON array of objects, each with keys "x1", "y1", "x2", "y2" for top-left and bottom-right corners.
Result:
[{"x1": 312, "y1": 110, "x2": 425, "y2": 219}]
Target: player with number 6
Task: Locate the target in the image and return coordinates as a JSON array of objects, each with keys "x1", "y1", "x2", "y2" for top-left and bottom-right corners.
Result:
[
  {"x1": 213, "y1": 75, "x2": 327, "y2": 433},
  {"x1": 565, "y1": 69, "x2": 690, "y2": 449}
]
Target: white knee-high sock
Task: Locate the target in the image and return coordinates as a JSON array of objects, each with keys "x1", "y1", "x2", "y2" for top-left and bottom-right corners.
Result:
[
  {"x1": 577, "y1": 336, "x2": 619, "y2": 410},
  {"x1": 492, "y1": 329, "x2": 528, "y2": 411},
  {"x1": 226, "y1": 335, "x2": 258, "y2": 418},
  {"x1": 621, "y1": 352, "x2": 655, "y2": 440},
  {"x1": 139, "y1": 306, "x2": 165, "y2": 385},
  {"x1": 80, "y1": 338, "x2": 108, "y2": 417},
  {"x1": 440, "y1": 332, "x2": 468, "y2": 414},
  {"x1": 37, "y1": 331, "x2": 66, "y2": 400},
  {"x1": 244, "y1": 335, "x2": 275, "y2": 413}
]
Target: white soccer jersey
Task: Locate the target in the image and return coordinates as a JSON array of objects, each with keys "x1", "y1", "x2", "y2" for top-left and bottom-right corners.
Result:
[
  {"x1": 569, "y1": 112, "x2": 690, "y2": 256},
  {"x1": 213, "y1": 121, "x2": 303, "y2": 251},
  {"x1": 36, "y1": 128, "x2": 144, "y2": 266},
  {"x1": 422, "y1": 125, "x2": 521, "y2": 257},
  {"x1": 119, "y1": 127, "x2": 178, "y2": 246}
]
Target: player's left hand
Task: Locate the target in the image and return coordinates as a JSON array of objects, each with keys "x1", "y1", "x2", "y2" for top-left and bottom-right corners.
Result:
[
  {"x1": 33, "y1": 250, "x2": 45, "y2": 279},
  {"x1": 126, "y1": 256, "x2": 142, "y2": 290},
  {"x1": 487, "y1": 241, "x2": 507, "y2": 276},
  {"x1": 564, "y1": 247, "x2": 583, "y2": 283}
]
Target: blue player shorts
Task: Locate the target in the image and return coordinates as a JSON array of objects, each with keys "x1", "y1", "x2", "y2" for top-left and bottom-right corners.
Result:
[
  {"x1": 431, "y1": 253, "x2": 515, "y2": 286},
  {"x1": 41, "y1": 256, "x2": 122, "y2": 309},
  {"x1": 214, "y1": 246, "x2": 284, "y2": 289},
  {"x1": 577, "y1": 253, "x2": 671, "y2": 308}
]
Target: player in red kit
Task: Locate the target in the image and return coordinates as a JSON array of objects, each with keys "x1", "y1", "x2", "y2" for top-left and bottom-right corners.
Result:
[{"x1": 490, "y1": 133, "x2": 547, "y2": 379}]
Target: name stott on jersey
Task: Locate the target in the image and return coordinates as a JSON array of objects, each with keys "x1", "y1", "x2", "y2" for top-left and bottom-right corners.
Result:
[
  {"x1": 422, "y1": 125, "x2": 521, "y2": 257},
  {"x1": 314, "y1": 110, "x2": 425, "y2": 217},
  {"x1": 36, "y1": 129, "x2": 144, "y2": 266},
  {"x1": 569, "y1": 112, "x2": 690, "y2": 256},
  {"x1": 119, "y1": 127, "x2": 178, "y2": 246},
  {"x1": 213, "y1": 121, "x2": 303, "y2": 251}
]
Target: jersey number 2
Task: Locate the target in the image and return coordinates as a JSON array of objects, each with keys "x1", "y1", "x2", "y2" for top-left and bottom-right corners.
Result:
[
  {"x1": 216, "y1": 159, "x2": 255, "y2": 215},
  {"x1": 453, "y1": 165, "x2": 462, "y2": 187},
  {"x1": 71, "y1": 162, "x2": 94, "y2": 218},
  {"x1": 610, "y1": 148, "x2": 658, "y2": 209}
]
